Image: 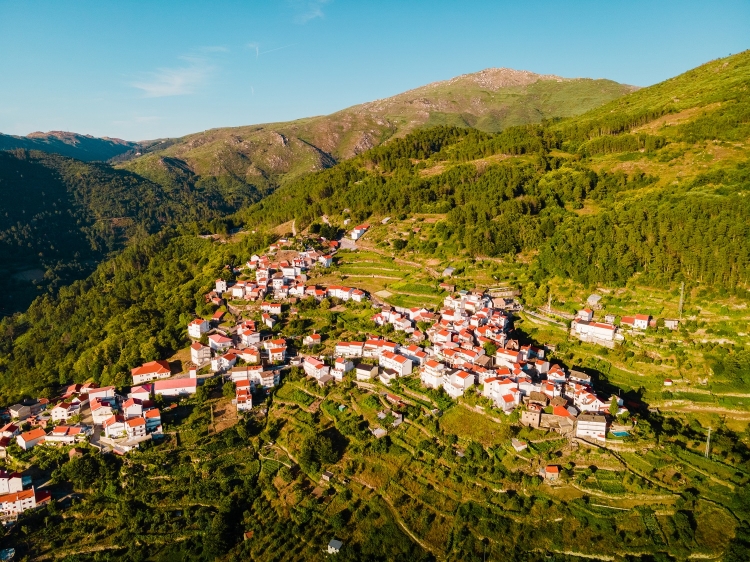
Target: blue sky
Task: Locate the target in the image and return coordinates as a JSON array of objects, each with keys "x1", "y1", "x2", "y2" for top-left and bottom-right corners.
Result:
[{"x1": 0, "y1": 0, "x2": 748, "y2": 140}]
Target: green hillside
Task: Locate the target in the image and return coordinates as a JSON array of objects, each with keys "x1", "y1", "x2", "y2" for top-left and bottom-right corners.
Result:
[
  {"x1": 0, "y1": 149, "x2": 267, "y2": 314},
  {"x1": 116, "y1": 68, "x2": 635, "y2": 188}
]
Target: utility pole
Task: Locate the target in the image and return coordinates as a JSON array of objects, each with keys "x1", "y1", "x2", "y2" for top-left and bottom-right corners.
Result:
[
  {"x1": 705, "y1": 426, "x2": 711, "y2": 458},
  {"x1": 678, "y1": 282, "x2": 685, "y2": 320}
]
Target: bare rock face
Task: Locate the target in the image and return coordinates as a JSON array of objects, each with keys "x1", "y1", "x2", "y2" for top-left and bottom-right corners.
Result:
[{"x1": 436, "y1": 68, "x2": 566, "y2": 91}]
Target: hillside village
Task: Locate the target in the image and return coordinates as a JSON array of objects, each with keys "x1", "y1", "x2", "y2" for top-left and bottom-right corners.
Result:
[{"x1": 0, "y1": 224, "x2": 671, "y2": 522}]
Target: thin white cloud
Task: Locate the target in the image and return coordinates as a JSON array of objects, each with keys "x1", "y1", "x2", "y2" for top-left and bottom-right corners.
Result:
[
  {"x1": 247, "y1": 42, "x2": 260, "y2": 58},
  {"x1": 130, "y1": 56, "x2": 212, "y2": 98},
  {"x1": 260, "y1": 43, "x2": 296, "y2": 55},
  {"x1": 290, "y1": 0, "x2": 331, "y2": 24}
]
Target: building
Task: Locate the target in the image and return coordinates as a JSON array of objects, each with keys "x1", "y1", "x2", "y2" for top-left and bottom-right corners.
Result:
[
  {"x1": 303, "y1": 357, "x2": 330, "y2": 380},
  {"x1": 0, "y1": 488, "x2": 42, "y2": 516},
  {"x1": 571, "y1": 319, "x2": 616, "y2": 342},
  {"x1": 8, "y1": 404, "x2": 30, "y2": 421},
  {"x1": 303, "y1": 333, "x2": 322, "y2": 347},
  {"x1": 444, "y1": 369, "x2": 475, "y2": 399},
  {"x1": 188, "y1": 318, "x2": 209, "y2": 339},
  {"x1": 351, "y1": 224, "x2": 369, "y2": 240},
  {"x1": 379, "y1": 351, "x2": 412, "y2": 377},
  {"x1": 355, "y1": 364, "x2": 378, "y2": 381},
  {"x1": 328, "y1": 539, "x2": 343, "y2": 554},
  {"x1": 543, "y1": 465, "x2": 560, "y2": 481},
  {"x1": 208, "y1": 333, "x2": 233, "y2": 351},
  {"x1": 0, "y1": 471, "x2": 23, "y2": 495},
  {"x1": 634, "y1": 314, "x2": 651, "y2": 330},
  {"x1": 125, "y1": 418, "x2": 147, "y2": 438},
  {"x1": 103, "y1": 415, "x2": 127, "y2": 438},
  {"x1": 154, "y1": 378, "x2": 198, "y2": 397},
  {"x1": 420, "y1": 360, "x2": 446, "y2": 389},
  {"x1": 50, "y1": 402, "x2": 78, "y2": 423},
  {"x1": 576, "y1": 414, "x2": 608, "y2": 442},
  {"x1": 332, "y1": 358, "x2": 354, "y2": 381},
  {"x1": 190, "y1": 342, "x2": 211, "y2": 365},
  {"x1": 16, "y1": 428, "x2": 46, "y2": 450},
  {"x1": 44, "y1": 425, "x2": 86, "y2": 446},
  {"x1": 335, "y1": 341, "x2": 364, "y2": 358},
  {"x1": 131, "y1": 360, "x2": 171, "y2": 385},
  {"x1": 144, "y1": 409, "x2": 162, "y2": 433}
]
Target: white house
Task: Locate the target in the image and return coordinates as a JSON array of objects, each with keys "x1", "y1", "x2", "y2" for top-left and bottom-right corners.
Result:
[
  {"x1": 16, "y1": 428, "x2": 46, "y2": 450},
  {"x1": 576, "y1": 414, "x2": 608, "y2": 441},
  {"x1": 125, "y1": 417, "x2": 147, "y2": 438},
  {"x1": 335, "y1": 341, "x2": 364, "y2": 358},
  {"x1": 495, "y1": 348, "x2": 521, "y2": 367},
  {"x1": 379, "y1": 351, "x2": 412, "y2": 377},
  {"x1": 420, "y1": 360, "x2": 446, "y2": 389},
  {"x1": 188, "y1": 318, "x2": 209, "y2": 339},
  {"x1": 154, "y1": 378, "x2": 198, "y2": 397},
  {"x1": 131, "y1": 360, "x2": 171, "y2": 385},
  {"x1": 0, "y1": 471, "x2": 23, "y2": 495},
  {"x1": 332, "y1": 358, "x2": 354, "y2": 381},
  {"x1": 215, "y1": 279, "x2": 227, "y2": 293},
  {"x1": 50, "y1": 402, "x2": 78, "y2": 423},
  {"x1": 303, "y1": 357, "x2": 330, "y2": 380},
  {"x1": 122, "y1": 398, "x2": 143, "y2": 420},
  {"x1": 351, "y1": 224, "x2": 369, "y2": 240},
  {"x1": 90, "y1": 399, "x2": 115, "y2": 425},
  {"x1": 571, "y1": 320, "x2": 616, "y2": 342},
  {"x1": 190, "y1": 342, "x2": 211, "y2": 366},
  {"x1": 634, "y1": 314, "x2": 651, "y2": 330},
  {"x1": 355, "y1": 364, "x2": 378, "y2": 381},
  {"x1": 443, "y1": 369, "x2": 475, "y2": 399},
  {"x1": 0, "y1": 489, "x2": 41, "y2": 516},
  {"x1": 303, "y1": 333, "x2": 322, "y2": 347},
  {"x1": 103, "y1": 415, "x2": 127, "y2": 438},
  {"x1": 208, "y1": 334, "x2": 233, "y2": 351}
]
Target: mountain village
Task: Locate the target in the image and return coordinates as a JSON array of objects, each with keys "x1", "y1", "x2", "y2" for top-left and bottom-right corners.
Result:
[{"x1": 0, "y1": 224, "x2": 669, "y2": 522}]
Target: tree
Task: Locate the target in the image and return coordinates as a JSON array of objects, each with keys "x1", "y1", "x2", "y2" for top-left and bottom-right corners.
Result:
[
  {"x1": 222, "y1": 381, "x2": 235, "y2": 399},
  {"x1": 609, "y1": 396, "x2": 619, "y2": 417},
  {"x1": 483, "y1": 341, "x2": 498, "y2": 357}
]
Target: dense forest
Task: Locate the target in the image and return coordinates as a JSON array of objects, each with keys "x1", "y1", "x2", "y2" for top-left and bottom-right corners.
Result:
[{"x1": 0, "y1": 150, "x2": 269, "y2": 314}]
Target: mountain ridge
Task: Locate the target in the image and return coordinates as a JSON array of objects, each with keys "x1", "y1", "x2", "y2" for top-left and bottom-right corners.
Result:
[
  {"x1": 0, "y1": 130, "x2": 139, "y2": 161},
  {"x1": 116, "y1": 66, "x2": 635, "y2": 188}
]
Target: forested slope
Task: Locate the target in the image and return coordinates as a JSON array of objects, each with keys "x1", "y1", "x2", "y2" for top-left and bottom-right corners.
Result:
[{"x1": 0, "y1": 150, "x2": 267, "y2": 314}]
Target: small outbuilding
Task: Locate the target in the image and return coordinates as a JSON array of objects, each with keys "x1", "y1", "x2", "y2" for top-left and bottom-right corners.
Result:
[{"x1": 328, "y1": 539, "x2": 343, "y2": 554}]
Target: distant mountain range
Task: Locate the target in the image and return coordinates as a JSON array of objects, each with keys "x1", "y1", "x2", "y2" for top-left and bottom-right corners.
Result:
[{"x1": 0, "y1": 131, "x2": 139, "y2": 162}]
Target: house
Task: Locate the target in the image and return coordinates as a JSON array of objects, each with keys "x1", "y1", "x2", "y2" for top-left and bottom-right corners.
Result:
[
  {"x1": 355, "y1": 364, "x2": 378, "y2": 381},
  {"x1": 420, "y1": 360, "x2": 446, "y2": 389},
  {"x1": 576, "y1": 309, "x2": 594, "y2": 322},
  {"x1": 88, "y1": 386, "x2": 116, "y2": 403},
  {"x1": 17, "y1": 428, "x2": 46, "y2": 450},
  {"x1": 571, "y1": 319, "x2": 616, "y2": 342},
  {"x1": 332, "y1": 358, "x2": 354, "y2": 381},
  {"x1": 154, "y1": 378, "x2": 198, "y2": 397},
  {"x1": 211, "y1": 351, "x2": 237, "y2": 372},
  {"x1": 442, "y1": 267, "x2": 455, "y2": 278},
  {"x1": 236, "y1": 383, "x2": 253, "y2": 412},
  {"x1": 188, "y1": 318, "x2": 209, "y2": 339},
  {"x1": 0, "y1": 488, "x2": 40, "y2": 516},
  {"x1": 90, "y1": 399, "x2": 114, "y2": 425},
  {"x1": 131, "y1": 360, "x2": 171, "y2": 385},
  {"x1": 576, "y1": 414, "x2": 608, "y2": 442},
  {"x1": 0, "y1": 471, "x2": 23, "y2": 495},
  {"x1": 328, "y1": 539, "x2": 343, "y2": 554},
  {"x1": 208, "y1": 333, "x2": 233, "y2": 351},
  {"x1": 321, "y1": 470, "x2": 334, "y2": 482},
  {"x1": 212, "y1": 309, "x2": 226, "y2": 324},
  {"x1": 335, "y1": 341, "x2": 364, "y2": 358},
  {"x1": 261, "y1": 302, "x2": 282, "y2": 315},
  {"x1": 0, "y1": 424, "x2": 20, "y2": 439},
  {"x1": 634, "y1": 314, "x2": 651, "y2": 330},
  {"x1": 122, "y1": 398, "x2": 143, "y2": 420},
  {"x1": 511, "y1": 438, "x2": 528, "y2": 452},
  {"x1": 103, "y1": 415, "x2": 127, "y2": 438},
  {"x1": 144, "y1": 409, "x2": 162, "y2": 432},
  {"x1": 351, "y1": 224, "x2": 369, "y2": 240},
  {"x1": 587, "y1": 294, "x2": 602, "y2": 308},
  {"x1": 215, "y1": 279, "x2": 227, "y2": 293},
  {"x1": 543, "y1": 465, "x2": 560, "y2": 481},
  {"x1": 44, "y1": 425, "x2": 86, "y2": 446},
  {"x1": 50, "y1": 402, "x2": 78, "y2": 423},
  {"x1": 190, "y1": 342, "x2": 211, "y2": 365},
  {"x1": 128, "y1": 385, "x2": 152, "y2": 402},
  {"x1": 303, "y1": 333, "x2": 322, "y2": 347},
  {"x1": 262, "y1": 313, "x2": 276, "y2": 329},
  {"x1": 303, "y1": 357, "x2": 330, "y2": 380},
  {"x1": 8, "y1": 404, "x2": 30, "y2": 421},
  {"x1": 379, "y1": 351, "x2": 412, "y2": 377},
  {"x1": 125, "y1": 417, "x2": 147, "y2": 438},
  {"x1": 444, "y1": 369, "x2": 475, "y2": 399}
]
